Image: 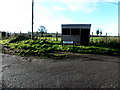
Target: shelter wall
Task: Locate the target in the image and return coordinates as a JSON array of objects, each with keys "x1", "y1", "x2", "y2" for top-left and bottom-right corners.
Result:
[{"x1": 62, "y1": 35, "x2": 80, "y2": 45}]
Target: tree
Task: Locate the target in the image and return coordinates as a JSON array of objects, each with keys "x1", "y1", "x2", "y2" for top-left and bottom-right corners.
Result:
[
  {"x1": 100, "y1": 31, "x2": 102, "y2": 36},
  {"x1": 38, "y1": 26, "x2": 47, "y2": 37},
  {"x1": 96, "y1": 30, "x2": 99, "y2": 36}
]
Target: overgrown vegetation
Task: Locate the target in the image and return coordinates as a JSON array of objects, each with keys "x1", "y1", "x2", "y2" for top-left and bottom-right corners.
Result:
[
  {"x1": 0, "y1": 36, "x2": 120, "y2": 57},
  {"x1": 90, "y1": 37, "x2": 120, "y2": 49}
]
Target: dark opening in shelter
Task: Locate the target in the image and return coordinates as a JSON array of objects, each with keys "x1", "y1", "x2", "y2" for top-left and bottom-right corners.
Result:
[
  {"x1": 61, "y1": 24, "x2": 91, "y2": 46},
  {"x1": 71, "y1": 28, "x2": 80, "y2": 35},
  {"x1": 62, "y1": 28, "x2": 70, "y2": 35}
]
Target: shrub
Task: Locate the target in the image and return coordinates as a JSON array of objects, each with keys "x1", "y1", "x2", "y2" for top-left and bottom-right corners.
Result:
[{"x1": 9, "y1": 36, "x2": 30, "y2": 43}]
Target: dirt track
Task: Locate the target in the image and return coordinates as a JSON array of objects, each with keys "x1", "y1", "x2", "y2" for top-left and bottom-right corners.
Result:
[{"x1": 1, "y1": 52, "x2": 119, "y2": 88}]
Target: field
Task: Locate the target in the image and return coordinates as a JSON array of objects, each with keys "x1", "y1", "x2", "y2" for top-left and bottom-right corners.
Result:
[
  {"x1": 38, "y1": 36, "x2": 120, "y2": 49},
  {"x1": 38, "y1": 36, "x2": 119, "y2": 42},
  {"x1": 0, "y1": 36, "x2": 120, "y2": 57}
]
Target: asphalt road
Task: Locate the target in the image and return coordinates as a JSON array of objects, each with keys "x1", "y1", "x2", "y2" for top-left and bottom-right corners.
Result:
[{"x1": 1, "y1": 53, "x2": 119, "y2": 88}]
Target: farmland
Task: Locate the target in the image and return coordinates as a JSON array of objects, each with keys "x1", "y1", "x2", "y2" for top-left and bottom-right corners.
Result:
[{"x1": 0, "y1": 36, "x2": 120, "y2": 57}]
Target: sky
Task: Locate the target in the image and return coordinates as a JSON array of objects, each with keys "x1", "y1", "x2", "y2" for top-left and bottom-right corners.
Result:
[{"x1": 0, "y1": 0, "x2": 119, "y2": 36}]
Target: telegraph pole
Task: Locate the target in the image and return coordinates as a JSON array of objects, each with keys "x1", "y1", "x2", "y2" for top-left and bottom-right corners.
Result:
[
  {"x1": 31, "y1": 0, "x2": 34, "y2": 39},
  {"x1": 118, "y1": 1, "x2": 120, "y2": 43}
]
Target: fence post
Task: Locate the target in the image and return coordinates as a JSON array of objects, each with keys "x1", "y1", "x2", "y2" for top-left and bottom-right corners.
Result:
[
  {"x1": 14, "y1": 32, "x2": 16, "y2": 37},
  {"x1": 56, "y1": 31, "x2": 58, "y2": 41},
  {"x1": 20, "y1": 31, "x2": 21, "y2": 36},
  {"x1": 91, "y1": 32, "x2": 93, "y2": 43},
  {"x1": 118, "y1": 33, "x2": 120, "y2": 42},
  {"x1": 106, "y1": 33, "x2": 107, "y2": 43}
]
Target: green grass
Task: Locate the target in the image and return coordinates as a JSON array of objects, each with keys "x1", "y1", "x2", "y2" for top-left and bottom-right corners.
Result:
[
  {"x1": 90, "y1": 36, "x2": 120, "y2": 49},
  {"x1": 0, "y1": 36, "x2": 120, "y2": 57},
  {"x1": 36, "y1": 37, "x2": 61, "y2": 41}
]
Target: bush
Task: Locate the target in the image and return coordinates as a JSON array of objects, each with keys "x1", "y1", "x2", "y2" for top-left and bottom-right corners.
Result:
[{"x1": 9, "y1": 36, "x2": 30, "y2": 43}]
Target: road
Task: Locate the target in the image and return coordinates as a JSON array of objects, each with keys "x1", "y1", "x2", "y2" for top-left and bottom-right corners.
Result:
[{"x1": 1, "y1": 53, "x2": 119, "y2": 88}]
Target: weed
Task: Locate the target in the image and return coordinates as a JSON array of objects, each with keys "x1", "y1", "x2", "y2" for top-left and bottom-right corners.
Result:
[{"x1": 0, "y1": 36, "x2": 120, "y2": 57}]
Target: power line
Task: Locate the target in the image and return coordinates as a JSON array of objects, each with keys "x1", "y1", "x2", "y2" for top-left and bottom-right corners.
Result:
[{"x1": 104, "y1": 1, "x2": 118, "y2": 5}]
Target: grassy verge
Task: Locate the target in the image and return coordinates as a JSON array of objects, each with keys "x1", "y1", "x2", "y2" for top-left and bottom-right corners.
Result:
[{"x1": 0, "y1": 36, "x2": 120, "y2": 58}]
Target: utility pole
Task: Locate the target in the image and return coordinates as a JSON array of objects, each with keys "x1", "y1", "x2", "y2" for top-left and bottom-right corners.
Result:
[
  {"x1": 118, "y1": 1, "x2": 120, "y2": 43},
  {"x1": 31, "y1": 0, "x2": 34, "y2": 39}
]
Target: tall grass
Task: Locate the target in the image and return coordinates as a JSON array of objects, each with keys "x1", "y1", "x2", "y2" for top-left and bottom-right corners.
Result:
[
  {"x1": 90, "y1": 37, "x2": 120, "y2": 49},
  {"x1": 1, "y1": 36, "x2": 120, "y2": 56}
]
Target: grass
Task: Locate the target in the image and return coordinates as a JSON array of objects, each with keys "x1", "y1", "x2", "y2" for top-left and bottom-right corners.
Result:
[
  {"x1": 0, "y1": 36, "x2": 120, "y2": 57},
  {"x1": 35, "y1": 37, "x2": 61, "y2": 41},
  {"x1": 90, "y1": 36, "x2": 120, "y2": 49}
]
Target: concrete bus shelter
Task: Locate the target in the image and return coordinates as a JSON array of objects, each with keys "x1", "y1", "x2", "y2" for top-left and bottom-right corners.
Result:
[{"x1": 61, "y1": 24, "x2": 91, "y2": 46}]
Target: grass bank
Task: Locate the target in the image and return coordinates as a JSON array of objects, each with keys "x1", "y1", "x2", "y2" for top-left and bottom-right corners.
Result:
[{"x1": 0, "y1": 36, "x2": 120, "y2": 58}]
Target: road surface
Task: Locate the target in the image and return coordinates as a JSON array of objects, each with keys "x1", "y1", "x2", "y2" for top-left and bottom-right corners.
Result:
[{"x1": 1, "y1": 53, "x2": 119, "y2": 88}]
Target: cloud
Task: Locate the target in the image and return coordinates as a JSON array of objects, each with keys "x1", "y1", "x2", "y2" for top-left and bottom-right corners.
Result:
[
  {"x1": 39, "y1": 0, "x2": 98, "y2": 12},
  {"x1": 0, "y1": 0, "x2": 118, "y2": 35},
  {"x1": 91, "y1": 22, "x2": 118, "y2": 36},
  {"x1": 39, "y1": 0, "x2": 119, "y2": 12},
  {"x1": 34, "y1": 0, "x2": 97, "y2": 32},
  {"x1": 60, "y1": 0, "x2": 98, "y2": 12},
  {"x1": 34, "y1": 10, "x2": 74, "y2": 33},
  {"x1": 102, "y1": 22, "x2": 118, "y2": 36},
  {"x1": 0, "y1": 0, "x2": 32, "y2": 33},
  {"x1": 34, "y1": 0, "x2": 118, "y2": 35},
  {"x1": 52, "y1": 6, "x2": 67, "y2": 11},
  {"x1": 103, "y1": 0, "x2": 119, "y2": 3}
]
